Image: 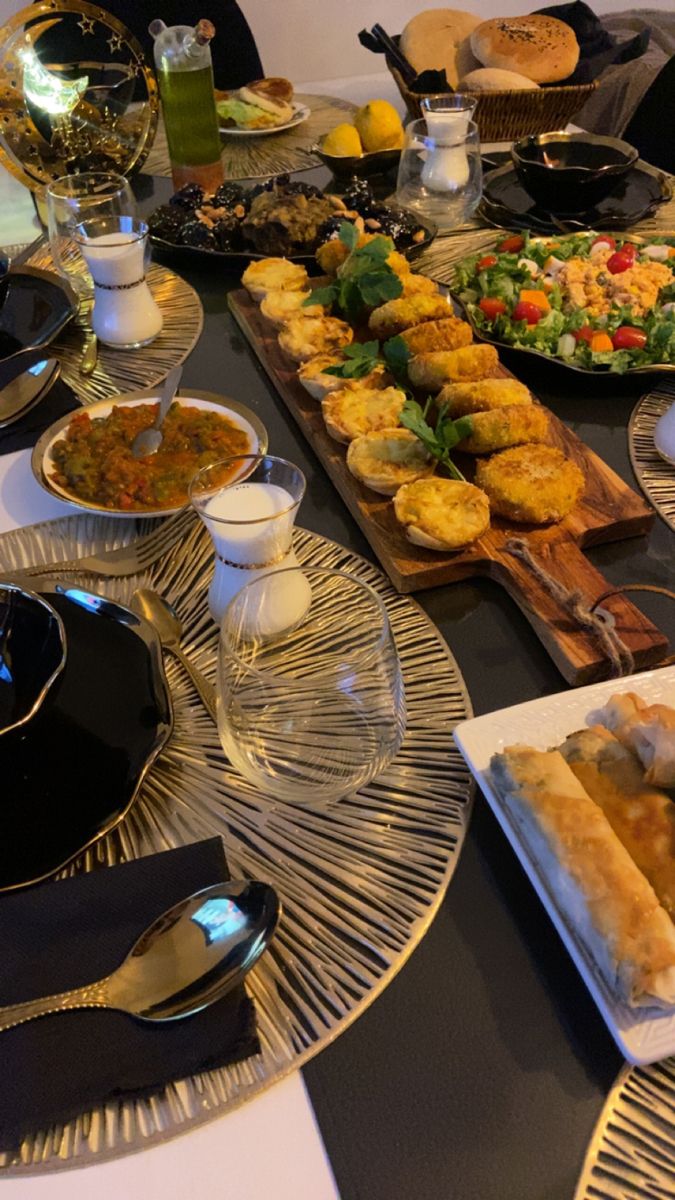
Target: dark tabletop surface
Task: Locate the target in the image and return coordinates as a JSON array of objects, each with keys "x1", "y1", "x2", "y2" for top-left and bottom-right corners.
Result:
[{"x1": 138, "y1": 170, "x2": 673, "y2": 1200}]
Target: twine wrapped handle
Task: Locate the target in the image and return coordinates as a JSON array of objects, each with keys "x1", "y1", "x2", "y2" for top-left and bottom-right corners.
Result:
[
  {"x1": 505, "y1": 538, "x2": 636, "y2": 678},
  {"x1": 590, "y1": 584, "x2": 675, "y2": 668}
]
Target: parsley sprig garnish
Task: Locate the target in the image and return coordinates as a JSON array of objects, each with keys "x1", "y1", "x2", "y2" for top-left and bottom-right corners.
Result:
[
  {"x1": 306, "y1": 222, "x2": 403, "y2": 323},
  {"x1": 323, "y1": 334, "x2": 412, "y2": 391},
  {"x1": 400, "y1": 398, "x2": 473, "y2": 482}
]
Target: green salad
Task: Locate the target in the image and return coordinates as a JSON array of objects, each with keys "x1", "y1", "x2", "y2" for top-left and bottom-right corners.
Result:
[{"x1": 454, "y1": 231, "x2": 675, "y2": 373}]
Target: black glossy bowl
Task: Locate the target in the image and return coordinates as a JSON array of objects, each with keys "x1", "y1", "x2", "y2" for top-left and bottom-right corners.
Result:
[
  {"x1": 0, "y1": 583, "x2": 66, "y2": 736},
  {"x1": 511, "y1": 131, "x2": 639, "y2": 215}
]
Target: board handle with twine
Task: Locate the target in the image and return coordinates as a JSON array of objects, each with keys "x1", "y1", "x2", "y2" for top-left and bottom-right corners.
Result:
[{"x1": 503, "y1": 539, "x2": 671, "y2": 682}]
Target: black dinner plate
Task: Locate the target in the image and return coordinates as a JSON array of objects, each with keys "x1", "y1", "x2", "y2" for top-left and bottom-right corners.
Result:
[
  {"x1": 0, "y1": 268, "x2": 77, "y2": 391},
  {"x1": 0, "y1": 585, "x2": 172, "y2": 891},
  {"x1": 478, "y1": 160, "x2": 672, "y2": 235},
  {"x1": 150, "y1": 211, "x2": 438, "y2": 273}
]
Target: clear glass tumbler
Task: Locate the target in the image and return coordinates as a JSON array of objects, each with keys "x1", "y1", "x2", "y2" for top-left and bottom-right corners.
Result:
[
  {"x1": 218, "y1": 567, "x2": 406, "y2": 805},
  {"x1": 396, "y1": 115, "x2": 482, "y2": 231},
  {"x1": 46, "y1": 171, "x2": 135, "y2": 300}
]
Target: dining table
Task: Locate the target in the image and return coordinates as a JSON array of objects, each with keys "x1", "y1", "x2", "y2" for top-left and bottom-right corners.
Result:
[{"x1": 1, "y1": 159, "x2": 674, "y2": 1200}]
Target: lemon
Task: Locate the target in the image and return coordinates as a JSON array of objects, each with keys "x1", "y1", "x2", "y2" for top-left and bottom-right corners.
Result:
[
  {"x1": 354, "y1": 100, "x2": 404, "y2": 152},
  {"x1": 322, "y1": 123, "x2": 362, "y2": 157}
]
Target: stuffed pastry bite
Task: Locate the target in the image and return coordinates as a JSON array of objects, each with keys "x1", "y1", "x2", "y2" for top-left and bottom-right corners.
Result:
[
  {"x1": 298, "y1": 355, "x2": 391, "y2": 401},
  {"x1": 438, "y1": 378, "x2": 533, "y2": 416},
  {"x1": 408, "y1": 344, "x2": 500, "y2": 389},
  {"x1": 475, "y1": 444, "x2": 584, "y2": 524},
  {"x1": 490, "y1": 745, "x2": 675, "y2": 1008},
  {"x1": 458, "y1": 405, "x2": 549, "y2": 455},
  {"x1": 242, "y1": 257, "x2": 308, "y2": 301},
  {"x1": 399, "y1": 273, "x2": 440, "y2": 297},
  {"x1": 368, "y1": 294, "x2": 452, "y2": 338},
  {"x1": 588, "y1": 693, "x2": 675, "y2": 788},
  {"x1": 559, "y1": 726, "x2": 675, "y2": 920},
  {"x1": 322, "y1": 386, "x2": 406, "y2": 443},
  {"x1": 347, "y1": 429, "x2": 435, "y2": 495},
  {"x1": 401, "y1": 317, "x2": 473, "y2": 355},
  {"x1": 260, "y1": 289, "x2": 324, "y2": 326},
  {"x1": 278, "y1": 316, "x2": 353, "y2": 363},
  {"x1": 394, "y1": 477, "x2": 490, "y2": 550}
]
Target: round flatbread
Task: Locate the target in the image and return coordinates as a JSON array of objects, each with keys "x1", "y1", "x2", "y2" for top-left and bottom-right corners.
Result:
[
  {"x1": 470, "y1": 16, "x2": 580, "y2": 84},
  {"x1": 400, "y1": 9, "x2": 482, "y2": 89}
]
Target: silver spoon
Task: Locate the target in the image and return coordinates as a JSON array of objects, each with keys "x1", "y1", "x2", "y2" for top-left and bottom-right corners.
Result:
[
  {"x1": 0, "y1": 881, "x2": 279, "y2": 1033},
  {"x1": 131, "y1": 364, "x2": 183, "y2": 459},
  {"x1": 131, "y1": 587, "x2": 218, "y2": 723}
]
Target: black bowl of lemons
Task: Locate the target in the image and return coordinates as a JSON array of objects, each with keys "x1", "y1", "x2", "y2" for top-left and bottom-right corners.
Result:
[{"x1": 315, "y1": 99, "x2": 404, "y2": 179}]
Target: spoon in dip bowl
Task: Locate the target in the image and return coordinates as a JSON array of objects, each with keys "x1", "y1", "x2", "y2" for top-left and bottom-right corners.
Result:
[
  {"x1": 131, "y1": 587, "x2": 218, "y2": 722},
  {"x1": 0, "y1": 881, "x2": 279, "y2": 1032},
  {"x1": 131, "y1": 364, "x2": 183, "y2": 459}
]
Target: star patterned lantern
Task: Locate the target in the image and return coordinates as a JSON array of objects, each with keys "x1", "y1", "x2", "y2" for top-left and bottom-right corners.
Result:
[{"x1": 0, "y1": 0, "x2": 158, "y2": 189}]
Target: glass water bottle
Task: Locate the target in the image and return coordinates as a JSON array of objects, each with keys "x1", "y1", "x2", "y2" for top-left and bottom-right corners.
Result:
[{"x1": 150, "y1": 18, "x2": 223, "y2": 194}]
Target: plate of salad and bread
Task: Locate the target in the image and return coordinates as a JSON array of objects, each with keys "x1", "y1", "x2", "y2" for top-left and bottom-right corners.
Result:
[{"x1": 453, "y1": 231, "x2": 675, "y2": 375}]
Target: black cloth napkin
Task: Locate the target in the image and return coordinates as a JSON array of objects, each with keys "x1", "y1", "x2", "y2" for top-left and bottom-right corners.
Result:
[
  {"x1": 0, "y1": 376, "x2": 80, "y2": 457},
  {"x1": 0, "y1": 837, "x2": 259, "y2": 1149}
]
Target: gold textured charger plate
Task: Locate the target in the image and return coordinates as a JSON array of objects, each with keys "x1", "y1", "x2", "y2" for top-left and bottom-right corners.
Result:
[
  {"x1": 575, "y1": 1059, "x2": 675, "y2": 1198},
  {"x1": 144, "y1": 94, "x2": 356, "y2": 181},
  {"x1": 0, "y1": 515, "x2": 472, "y2": 1174},
  {"x1": 24, "y1": 243, "x2": 203, "y2": 405},
  {"x1": 629, "y1": 383, "x2": 675, "y2": 534}
]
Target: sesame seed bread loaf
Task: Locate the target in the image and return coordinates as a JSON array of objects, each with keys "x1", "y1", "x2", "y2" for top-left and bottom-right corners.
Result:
[{"x1": 470, "y1": 16, "x2": 580, "y2": 84}]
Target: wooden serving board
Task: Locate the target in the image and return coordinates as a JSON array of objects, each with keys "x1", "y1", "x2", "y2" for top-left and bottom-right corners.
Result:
[{"x1": 229, "y1": 288, "x2": 668, "y2": 685}]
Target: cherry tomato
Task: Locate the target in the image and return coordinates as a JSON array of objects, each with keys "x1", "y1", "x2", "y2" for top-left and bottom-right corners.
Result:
[
  {"x1": 606, "y1": 251, "x2": 634, "y2": 275},
  {"x1": 512, "y1": 300, "x2": 543, "y2": 325},
  {"x1": 591, "y1": 235, "x2": 616, "y2": 251},
  {"x1": 497, "y1": 234, "x2": 525, "y2": 254},
  {"x1": 611, "y1": 326, "x2": 647, "y2": 351},
  {"x1": 619, "y1": 241, "x2": 638, "y2": 259},
  {"x1": 478, "y1": 297, "x2": 507, "y2": 320},
  {"x1": 477, "y1": 254, "x2": 498, "y2": 271},
  {"x1": 573, "y1": 326, "x2": 594, "y2": 345}
]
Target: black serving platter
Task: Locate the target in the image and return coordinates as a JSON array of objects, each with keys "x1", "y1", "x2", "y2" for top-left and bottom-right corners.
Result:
[
  {"x1": 0, "y1": 268, "x2": 77, "y2": 391},
  {"x1": 0, "y1": 585, "x2": 172, "y2": 890},
  {"x1": 478, "y1": 159, "x2": 672, "y2": 235},
  {"x1": 150, "y1": 211, "x2": 437, "y2": 273}
]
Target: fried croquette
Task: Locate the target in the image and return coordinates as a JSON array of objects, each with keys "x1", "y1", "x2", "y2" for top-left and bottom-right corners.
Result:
[
  {"x1": 278, "y1": 316, "x2": 353, "y2": 363},
  {"x1": 242, "y1": 257, "x2": 308, "y2": 301},
  {"x1": 408, "y1": 344, "x2": 500, "y2": 390},
  {"x1": 347, "y1": 429, "x2": 434, "y2": 495},
  {"x1": 459, "y1": 405, "x2": 550, "y2": 455},
  {"x1": 401, "y1": 317, "x2": 473, "y2": 355},
  {"x1": 260, "y1": 289, "x2": 324, "y2": 327},
  {"x1": 297, "y1": 355, "x2": 392, "y2": 401},
  {"x1": 394, "y1": 478, "x2": 490, "y2": 550},
  {"x1": 437, "y1": 378, "x2": 533, "y2": 416},
  {"x1": 399, "y1": 273, "x2": 439, "y2": 297},
  {"x1": 475, "y1": 444, "x2": 585, "y2": 524},
  {"x1": 368, "y1": 294, "x2": 452, "y2": 338},
  {"x1": 322, "y1": 386, "x2": 406, "y2": 443}
]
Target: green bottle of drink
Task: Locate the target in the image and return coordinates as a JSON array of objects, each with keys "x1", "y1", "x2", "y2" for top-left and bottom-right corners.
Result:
[{"x1": 150, "y1": 18, "x2": 223, "y2": 194}]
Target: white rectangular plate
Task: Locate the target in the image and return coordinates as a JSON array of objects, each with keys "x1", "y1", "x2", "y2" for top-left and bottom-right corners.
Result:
[{"x1": 454, "y1": 666, "x2": 675, "y2": 1065}]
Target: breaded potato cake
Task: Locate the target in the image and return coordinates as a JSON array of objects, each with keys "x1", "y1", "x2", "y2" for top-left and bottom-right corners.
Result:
[
  {"x1": 278, "y1": 316, "x2": 352, "y2": 363},
  {"x1": 459, "y1": 405, "x2": 550, "y2": 454},
  {"x1": 368, "y1": 294, "x2": 452, "y2": 338},
  {"x1": 438, "y1": 378, "x2": 532, "y2": 416},
  {"x1": 298, "y1": 355, "x2": 391, "y2": 401},
  {"x1": 394, "y1": 478, "x2": 490, "y2": 550},
  {"x1": 242, "y1": 258, "x2": 308, "y2": 301},
  {"x1": 408, "y1": 344, "x2": 499, "y2": 390},
  {"x1": 322, "y1": 386, "x2": 406, "y2": 443},
  {"x1": 399, "y1": 273, "x2": 439, "y2": 297},
  {"x1": 347, "y1": 429, "x2": 434, "y2": 495},
  {"x1": 401, "y1": 317, "x2": 473, "y2": 355},
  {"x1": 475, "y1": 444, "x2": 585, "y2": 524}
]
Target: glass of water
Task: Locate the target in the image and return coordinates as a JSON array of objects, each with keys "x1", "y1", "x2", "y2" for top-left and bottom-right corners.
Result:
[
  {"x1": 218, "y1": 567, "x2": 406, "y2": 805},
  {"x1": 46, "y1": 171, "x2": 135, "y2": 299},
  {"x1": 395, "y1": 115, "x2": 482, "y2": 231}
]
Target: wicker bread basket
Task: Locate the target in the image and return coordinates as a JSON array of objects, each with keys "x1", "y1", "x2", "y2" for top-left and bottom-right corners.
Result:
[{"x1": 390, "y1": 66, "x2": 597, "y2": 142}]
